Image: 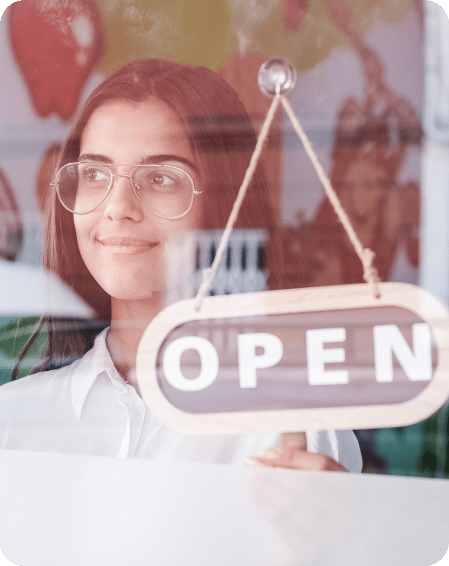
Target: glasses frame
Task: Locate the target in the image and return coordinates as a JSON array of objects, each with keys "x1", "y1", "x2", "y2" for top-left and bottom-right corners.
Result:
[{"x1": 52, "y1": 161, "x2": 204, "y2": 220}]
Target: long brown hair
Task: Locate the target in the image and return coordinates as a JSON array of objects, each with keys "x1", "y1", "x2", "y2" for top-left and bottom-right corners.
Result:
[{"x1": 13, "y1": 58, "x2": 280, "y2": 378}]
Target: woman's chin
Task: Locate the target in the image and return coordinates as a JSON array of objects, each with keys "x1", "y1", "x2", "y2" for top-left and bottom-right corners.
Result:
[{"x1": 103, "y1": 281, "x2": 167, "y2": 302}]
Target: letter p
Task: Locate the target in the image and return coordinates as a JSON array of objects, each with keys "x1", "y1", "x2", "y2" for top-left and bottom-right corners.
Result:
[{"x1": 237, "y1": 333, "x2": 283, "y2": 388}]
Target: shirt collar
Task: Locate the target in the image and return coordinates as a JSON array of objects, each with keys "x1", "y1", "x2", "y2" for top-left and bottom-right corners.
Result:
[{"x1": 70, "y1": 327, "x2": 116, "y2": 420}]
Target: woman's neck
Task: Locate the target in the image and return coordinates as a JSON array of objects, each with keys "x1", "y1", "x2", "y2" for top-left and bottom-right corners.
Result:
[{"x1": 106, "y1": 294, "x2": 165, "y2": 392}]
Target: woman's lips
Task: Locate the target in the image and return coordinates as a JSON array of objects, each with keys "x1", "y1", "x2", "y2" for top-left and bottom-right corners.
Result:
[{"x1": 98, "y1": 237, "x2": 159, "y2": 254}]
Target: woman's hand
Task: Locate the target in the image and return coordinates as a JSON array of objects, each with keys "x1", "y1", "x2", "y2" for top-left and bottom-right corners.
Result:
[{"x1": 247, "y1": 432, "x2": 347, "y2": 472}]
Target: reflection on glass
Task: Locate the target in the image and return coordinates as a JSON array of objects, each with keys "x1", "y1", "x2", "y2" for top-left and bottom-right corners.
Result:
[
  {"x1": 9, "y1": 0, "x2": 105, "y2": 120},
  {"x1": 283, "y1": 2, "x2": 422, "y2": 289},
  {"x1": 0, "y1": 168, "x2": 22, "y2": 262}
]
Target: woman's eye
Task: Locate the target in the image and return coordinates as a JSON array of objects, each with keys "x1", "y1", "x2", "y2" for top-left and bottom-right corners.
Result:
[
  {"x1": 136, "y1": 170, "x2": 180, "y2": 192},
  {"x1": 82, "y1": 167, "x2": 108, "y2": 183},
  {"x1": 150, "y1": 173, "x2": 175, "y2": 186}
]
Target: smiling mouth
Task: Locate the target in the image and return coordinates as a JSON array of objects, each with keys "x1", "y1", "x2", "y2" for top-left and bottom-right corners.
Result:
[{"x1": 98, "y1": 237, "x2": 159, "y2": 254}]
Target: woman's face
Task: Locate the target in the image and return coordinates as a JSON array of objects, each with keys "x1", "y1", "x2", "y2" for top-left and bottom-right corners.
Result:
[
  {"x1": 340, "y1": 158, "x2": 390, "y2": 222},
  {"x1": 74, "y1": 98, "x2": 201, "y2": 301}
]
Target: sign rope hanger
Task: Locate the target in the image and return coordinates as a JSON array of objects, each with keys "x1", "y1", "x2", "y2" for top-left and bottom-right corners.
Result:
[
  {"x1": 194, "y1": 57, "x2": 381, "y2": 311},
  {"x1": 136, "y1": 56, "x2": 449, "y2": 435}
]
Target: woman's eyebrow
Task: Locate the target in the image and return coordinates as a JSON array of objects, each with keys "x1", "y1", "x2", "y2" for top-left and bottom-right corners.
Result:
[
  {"x1": 141, "y1": 154, "x2": 198, "y2": 173},
  {"x1": 78, "y1": 153, "x2": 198, "y2": 173},
  {"x1": 78, "y1": 153, "x2": 113, "y2": 163}
]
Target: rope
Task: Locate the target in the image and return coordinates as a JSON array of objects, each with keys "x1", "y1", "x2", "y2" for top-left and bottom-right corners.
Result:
[
  {"x1": 194, "y1": 95, "x2": 281, "y2": 310},
  {"x1": 280, "y1": 96, "x2": 381, "y2": 298},
  {"x1": 194, "y1": 89, "x2": 381, "y2": 311}
]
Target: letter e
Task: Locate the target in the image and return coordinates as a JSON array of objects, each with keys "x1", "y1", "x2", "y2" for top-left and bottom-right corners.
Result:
[{"x1": 306, "y1": 328, "x2": 348, "y2": 385}]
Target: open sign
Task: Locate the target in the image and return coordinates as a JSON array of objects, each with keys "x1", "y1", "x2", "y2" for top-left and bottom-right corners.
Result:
[{"x1": 136, "y1": 283, "x2": 449, "y2": 434}]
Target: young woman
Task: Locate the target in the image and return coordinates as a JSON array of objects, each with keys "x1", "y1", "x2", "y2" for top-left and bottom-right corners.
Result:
[{"x1": 0, "y1": 59, "x2": 361, "y2": 472}]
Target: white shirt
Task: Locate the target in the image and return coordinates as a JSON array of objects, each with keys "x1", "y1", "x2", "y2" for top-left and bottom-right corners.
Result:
[{"x1": 0, "y1": 329, "x2": 362, "y2": 471}]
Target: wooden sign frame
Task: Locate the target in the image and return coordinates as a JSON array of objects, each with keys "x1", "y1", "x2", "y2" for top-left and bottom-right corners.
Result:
[{"x1": 136, "y1": 283, "x2": 449, "y2": 434}]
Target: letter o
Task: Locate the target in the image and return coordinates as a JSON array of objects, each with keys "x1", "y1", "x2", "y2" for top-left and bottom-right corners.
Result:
[{"x1": 162, "y1": 336, "x2": 219, "y2": 391}]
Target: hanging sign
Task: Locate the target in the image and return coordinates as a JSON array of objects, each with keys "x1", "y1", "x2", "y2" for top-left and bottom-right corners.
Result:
[{"x1": 136, "y1": 283, "x2": 449, "y2": 434}]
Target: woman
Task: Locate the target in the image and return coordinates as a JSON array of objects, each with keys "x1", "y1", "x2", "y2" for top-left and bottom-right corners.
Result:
[
  {"x1": 0, "y1": 59, "x2": 361, "y2": 471},
  {"x1": 304, "y1": 96, "x2": 420, "y2": 288}
]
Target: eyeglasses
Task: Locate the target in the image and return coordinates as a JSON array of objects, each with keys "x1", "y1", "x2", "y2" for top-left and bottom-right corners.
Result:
[{"x1": 52, "y1": 162, "x2": 203, "y2": 219}]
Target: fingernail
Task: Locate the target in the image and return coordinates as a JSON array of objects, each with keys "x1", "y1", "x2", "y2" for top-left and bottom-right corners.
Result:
[
  {"x1": 262, "y1": 447, "x2": 282, "y2": 460},
  {"x1": 245, "y1": 457, "x2": 260, "y2": 466}
]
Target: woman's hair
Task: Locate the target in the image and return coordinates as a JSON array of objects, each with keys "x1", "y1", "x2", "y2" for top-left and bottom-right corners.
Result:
[{"x1": 13, "y1": 58, "x2": 280, "y2": 378}]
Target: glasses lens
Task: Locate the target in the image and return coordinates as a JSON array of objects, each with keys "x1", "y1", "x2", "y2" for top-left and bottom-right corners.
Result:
[
  {"x1": 56, "y1": 163, "x2": 112, "y2": 214},
  {"x1": 132, "y1": 165, "x2": 194, "y2": 219}
]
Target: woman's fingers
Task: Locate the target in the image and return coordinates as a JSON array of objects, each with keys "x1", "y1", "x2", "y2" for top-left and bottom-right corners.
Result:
[
  {"x1": 247, "y1": 449, "x2": 347, "y2": 471},
  {"x1": 246, "y1": 432, "x2": 347, "y2": 472},
  {"x1": 281, "y1": 431, "x2": 307, "y2": 449}
]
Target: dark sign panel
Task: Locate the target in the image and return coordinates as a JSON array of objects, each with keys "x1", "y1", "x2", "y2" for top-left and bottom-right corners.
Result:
[
  {"x1": 157, "y1": 306, "x2": 437, "y2": 414},
  {"x1": 137, "y1": 283, "x2": 449, "y2": 434}
]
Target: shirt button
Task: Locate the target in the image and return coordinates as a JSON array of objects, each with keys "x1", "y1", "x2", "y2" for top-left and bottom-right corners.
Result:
[{"x1": 136, "y1": 404, "x2": 145, "y2": 416}]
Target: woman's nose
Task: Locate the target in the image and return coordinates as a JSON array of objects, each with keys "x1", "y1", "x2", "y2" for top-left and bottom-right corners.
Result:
[{"x1": 103, "y1": 174, "x2": 143, "y2": 222}]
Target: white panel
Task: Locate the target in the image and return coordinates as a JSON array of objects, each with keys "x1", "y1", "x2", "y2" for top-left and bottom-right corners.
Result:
[{"x1": 0, "y1": 450, "x2": 447, "y2": 566}]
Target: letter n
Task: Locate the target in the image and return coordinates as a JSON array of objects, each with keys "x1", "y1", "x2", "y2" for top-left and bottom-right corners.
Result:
[{"x1": 374, "y1": 323, "x2": 432, "y2": 382}]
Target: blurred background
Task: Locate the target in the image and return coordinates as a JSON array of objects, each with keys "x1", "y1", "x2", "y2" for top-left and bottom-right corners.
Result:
[{"x1": 0, "y1": 0, "x2": 447, "y2": 477}]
